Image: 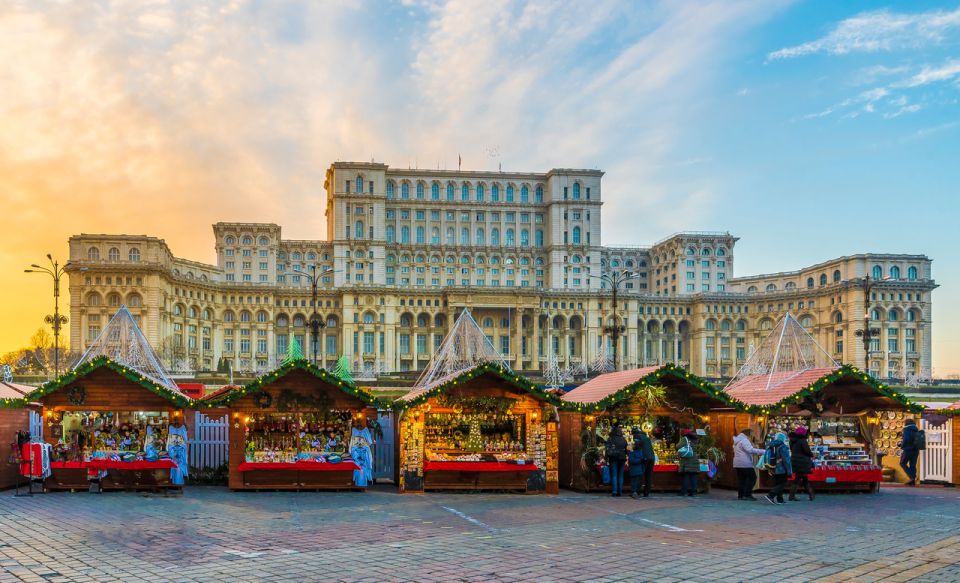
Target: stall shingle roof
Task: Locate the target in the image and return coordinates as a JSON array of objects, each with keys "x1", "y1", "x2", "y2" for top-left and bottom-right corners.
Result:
[
  {"x1": 0, "y1": 381, "x2": 33, "y2": 400},
  {"x1": 561, "y1": 367, "x2": 663, "y2": 404},
  {"x1": 724, "y1": 368, "x2": 839, "y2": 406}
]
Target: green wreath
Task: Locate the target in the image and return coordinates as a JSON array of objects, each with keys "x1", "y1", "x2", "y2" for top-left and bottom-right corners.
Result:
[
  {"x1": 254, "y1": 391, "x2": 273, "y2": 409},
  {"x1": 67, "y1": 385, "x2": 86, "y2": 406}
]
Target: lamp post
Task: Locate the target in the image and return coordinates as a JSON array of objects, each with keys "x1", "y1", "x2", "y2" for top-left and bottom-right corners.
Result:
[
  {"x1": 306, "y1": 265, "x2": 334, "y2": 366},
  {"x1": 24, "y1": 255, "x2": 70, "y2": 378},
  {"x1": 855, "y1": 275, "x2": 889, "y2": 373},
  {"x1": 590, "y1": 269, "x2": 636, "y2": 371}
]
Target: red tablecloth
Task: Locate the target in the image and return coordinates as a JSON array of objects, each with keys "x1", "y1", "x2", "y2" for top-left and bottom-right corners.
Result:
[
  {"x1": 49, "y1": 460, "x2": 177, "y2": 471},
  {"x1": 800, "y1": 467, "x2": 882, "y2": 483},
  {"x1": 653, "y1": 464, "x2": 679, "y2": 472},
  {"x1": 423, "y1": 461, "x2": 540, "y2": 472},
  {"x1": 238, "y1": 461, "x2": 361, "y2": 472}
]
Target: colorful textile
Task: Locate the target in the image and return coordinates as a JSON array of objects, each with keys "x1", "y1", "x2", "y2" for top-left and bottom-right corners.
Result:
[
  {"x1": 423, "y1": 461, "x2": 540, "y2": 472},
  {"x1": 238, "y1": 461, "x2": 361, "y2": 472},
  {"x1": 166, "y1": 423, "x2": 189, "y2": 485},
  {"x1": 350, "y1": 426, "x2": 374, "y2": 487}
]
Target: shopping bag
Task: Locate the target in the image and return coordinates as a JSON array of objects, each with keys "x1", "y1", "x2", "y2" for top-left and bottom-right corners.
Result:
[{"x1": 601, "y1": 464, "x2": 611, "y2": 484}]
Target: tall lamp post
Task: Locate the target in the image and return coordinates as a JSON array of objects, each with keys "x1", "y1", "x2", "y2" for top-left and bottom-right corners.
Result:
[
  {"x1": 306, "y1": 265, "x2": 334, "y2": 366},
  {"x1": 590, "y1": 269, "x2": 636, "y2": 371},
  {"x1": 854, "y1": 275, "x2": 888, "y2": 373},
  {"x1": 25, "y1": 255, "x2": 70, "y2": 378}
]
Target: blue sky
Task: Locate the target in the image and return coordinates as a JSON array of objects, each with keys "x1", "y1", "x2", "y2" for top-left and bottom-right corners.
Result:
[{"x1": 0, "y1": 1, "x2": 957, "y2": 373}]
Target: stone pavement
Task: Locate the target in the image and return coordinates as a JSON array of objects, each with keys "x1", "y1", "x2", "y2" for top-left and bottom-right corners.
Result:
[{"x1": 1, "y1": 485, "x2": 959, "y2": 582}]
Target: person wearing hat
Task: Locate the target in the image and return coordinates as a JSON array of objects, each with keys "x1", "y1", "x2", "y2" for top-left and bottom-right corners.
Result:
[
  {"x1": 677, "y1": 429, "x2": 700, "y2": 497},
  {"x1": 789, "y1": 426, "x2": 815, "y2": 501},
  {"x1": 764, "y1": 432, "x2": 792, "y2": 505}
]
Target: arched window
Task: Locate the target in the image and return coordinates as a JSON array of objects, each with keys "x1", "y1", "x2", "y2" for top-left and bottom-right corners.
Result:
[
  {"x1": 108, "y1": 247, "x2": 120, "y2": 262},
  {"x1": 86, "y1": 292, "x2": 102, "y2": 307},
  {"x1": 225, "y1": 236, "x2": 235, "y2": 245},
  {"x1": 572, "y1": 226, "x2": 581, "y2": 244},
  {"x1": 202, "y1": 308, "x2": 211, "y2": 320},
  {"x1": 686, "y1": 248, "x2": 695, "y2": 256},
  {"x1": 890, "y1": 266, "x2": 901, "y2": 279},
  {"x1": 907, "y1": 266, "x2": 918, "y2": 280},
  {"x1": 460, "y1": 227, "x2": 469, "y2": 245},
  {"x1": 386, "y1": 225, "x2": 395, "y2": 243},
  {"x1": 506, "y1": 228, "x2": 515, "y2": 246},
  {"x1": 720, "y1": 320, "x2": 731, "y2": 331},
  {"x1": 363, "y1": 312, "x2": 375, "y2": 324},
  {"x1": 476, "y1": 184, "x2": 484, "y2": 201},
  {"x1": 518, "y1": 229, "x2": 528, "y2": 246},
  {"x1": 572, "y1": 183, "x2": 581, "y2": 199},
  {"x1": 400, "y1": 314, "x2": 412, "y2": 327},
  {"x1": 717, "y1": 249, "x2": 726, "y2": 256},
  {"x1": 800, "y1": 315, "x2": 814, "y2": 328},
  {"x1": 819, "y1": 274, "x2": 827, "y2": 285},
  {"x1": 483, "y1": 317, "x2": 493, "y2": 328},
  {"x1": 705, "y1": 319, "x2": 716, "y2": 331},
  {"x1": 907, "y1": 309, "x2": 917, "y2": 322},
  {"x1": 572, "y1": 255, "x2": 581, "y2": 264},
  {"x1": 506, "y1": 185, "x2": 514, "y2": 202},
  {"x1": 520, "y1": 185, "x2": 529, "y2": 202},
  {"x1": 888, "y1": 309, "x2": 898, "y2": 321},
  {"x1": 446, "y1": 227, "x2": 454, "y2": 244},
  {"x1": 491, "y1": 184, "x2": 500, "y2": 202},
  {"x1": 416, "y1": 226, "x2": 425, "y2": 244},
  {"x1": 701, "y1": 248, "x2": 711, "y2": 256},
  {"x1": 806, "y1": 277, "x2": 814, "y2": 289},
  {"x1": 834, "y1": 312, "x2": 843, "y2": 324},
  {"x1": 535, "y1": 230, "x2": 544, "y2": 247},
  {"x1": 785, "y1": 282, "x2": 796, "y2": 290},
  {"x1": 276, "y1": 314, "x2": 289, "y2": 327},
  {"x1": 242, "y1": 236, "x2": 253, "y2": 245},
  {"x1": 401, "y1": 182, "x2": 409, "y2": 199},
  {"x1": 128, "y1": 293, "x2": 142, "y2": 308},
  {"x1": 88, "y1": 247, "x2": 100, "y2": 261},
  {"x1": 476, "y1": 228, "x2": 485, "y2": 245},
  {"x1": 326, "y1": 316, "x2": 338, "y2": 328},
  {"x1": 871, "y1": 309, "x2": 881, "y2": 321},
  {"x1": 765, "y1": 283, "x2": 776, "y2": 291},
  {"x1": 416, "y1": 182, "x2": 424, "y2": 199},
  {"x1": 223, "y1": 310, "x2": 235, "y2": 322},
  {"x1": 293, "y1": 314, "x2": 305, "y2": 326},
  {"x1": 401, "y1": 226, "x2": 410, "y2": 244},
  {"x1": 736, "y1": 319, "x2": 746, "y2": 331},
  {"x1": 872, "y1": 265, "x2": 882, "y2": 279},
  {"x1": 417, "y1": 314, "x2": 428, "y2": 327},
  {"x1": 240, "y1": 310, "x2": 252, "y2": 323},
  {"x1": 446, "y1": 183, "x2": 454, "y2": 201},
  {"x1": 386, "y1": 181, "x2": 395, "y2": 198},
  {"x1": 258, "y1": 237, "x2": 269, "y2": 246},
  {"x1": 491, "y1": 228, "x2": 500, "y2": 246},
  {"x1": 431, "y1": 227, "x2": 440, "y2": 244},
  {"x1": 356, "y1": 176, "x2": 364, "y2": 193},
  {"x1": 355, "y1": 221, "x2": 364, "y2": 239},
  {"x1": 430, "y1": 183, "x2": 439, "y2": 200},
  {"x1": 461, "y1": 183, "x2": 469, "y2": 201},
  {"x1": 747, "y1": 286, "x2": 757, "y2": 292},
  {"x1": 107, "y1": 293, "x2": 121, "y2": 307},
  {"x1": 833, "y1": 269, "x2": 841, "y2": 282},
  {"x1": 257, "y1": 310, "x2": 268, "y2": 323},
  {"x1": 174, "y1": 304, "x2": 183, "y2": 316}
]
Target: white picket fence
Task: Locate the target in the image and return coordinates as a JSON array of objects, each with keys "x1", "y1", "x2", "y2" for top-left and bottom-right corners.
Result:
[
  {"x1": 28, "y1": 411, "x2": 42, "y2": 441},
  {"x1": 189, "y1": 412, "x2": 229, "y2": 470},
  {"x1": 920, "y1": 418, "x2": 953, "y2": 483}
]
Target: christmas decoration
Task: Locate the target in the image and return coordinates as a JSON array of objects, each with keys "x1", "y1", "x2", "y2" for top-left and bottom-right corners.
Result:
[
  {"x1": 590, "y1": 348, "x2": 614, "y2": 374},
  {"x1": 334, "y1": 356, "x2": 354, "y2": 385},
  {"x1": 415, "y1": 308, "x2": 510, "y2": 388},
  {"x1": 283, "y1": 337, "x2": 304, "y2": 364}
]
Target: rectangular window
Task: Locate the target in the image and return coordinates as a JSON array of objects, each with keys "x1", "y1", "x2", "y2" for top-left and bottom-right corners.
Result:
[
  {"x1": 888, "y1": 339, "x2": 898, "y2": 352},
  {"x1": 326, "y1": 335, "x2": 336, "y2": 356},
  {"x1": 240, "y1": 339, "x2": 250, "y2": 353},
  {"x1": 257, "y1": 339, "x2": 267, "y2": 353},
  {"x1": 399, "y1": 334, "x2": 410, "y2": 354},
  {"x1": 364, "y1": 332, "x2": 374, "y2": 354},
  {"x1": 500, "y1": 336, "x2": 510, "y2": 355},
  {"x1": 416, "y1": 334, "x2": 427, "y2": 354}
]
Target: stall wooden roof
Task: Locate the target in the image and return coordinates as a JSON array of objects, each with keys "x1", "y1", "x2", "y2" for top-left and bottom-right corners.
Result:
[
  {"x1": 560, "y1": 364, "x2": 739, "y2": 411},
  {"x1": 202, "y1": 359, "x2": 380, "y2": 408},
  {"x1": 0, "y1": 381, "x2": 34, "y2": 399},
  {"x1": 395, "y1": 362, "x2": 561, "y2": 409},
  {"x1": 721, "y1": 365, "x2": 922, "y2": 414}
]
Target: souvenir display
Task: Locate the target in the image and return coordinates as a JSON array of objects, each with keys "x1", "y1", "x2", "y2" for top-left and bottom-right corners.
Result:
[
  {"x1": 48, "y1": 410, "x2": 173, "y2": 463},
  {"x1": 243, "y1": 411, "x2": 353, "y2": 463}
]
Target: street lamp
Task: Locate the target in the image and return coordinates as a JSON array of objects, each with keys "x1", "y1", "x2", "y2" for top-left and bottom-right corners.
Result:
[
  {"x1": 24, "y1": 254, "x2": 70, "y2": 378},
  {"x1": 854, "y1": 275, "x2": 890, "y2": 373},
  {"x1": 589, "y1": 269, "x2": 637, "y2": 371},
  {"x1": 306, "y1": 265, "x2": 334, "y2": 366}
]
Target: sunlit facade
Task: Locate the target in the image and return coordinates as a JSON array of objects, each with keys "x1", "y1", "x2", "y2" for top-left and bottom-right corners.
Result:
[{"x1": 66, "y1": 162, "x2": 936, "y2": 379}]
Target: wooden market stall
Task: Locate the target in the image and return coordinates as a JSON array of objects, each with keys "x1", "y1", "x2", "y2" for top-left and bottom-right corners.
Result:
[
  {"x1": 560, "y1": 364, "x2": 738, "y2": 493},
  {"x1": 710, "y1": 365, "x2": 923, "y2": 493},
  {"x1": 396, "y1": 363, "x2": 561, "y2": 494},
  {"x1": 1, "y1": 381, "x2": 35, "y2": 490},
  {"x1": 26, "y1": 356, "x2": 192, "y2": 492},
  {"x1": 205, "y1": 359, "x2": 382, "y2": 491}
]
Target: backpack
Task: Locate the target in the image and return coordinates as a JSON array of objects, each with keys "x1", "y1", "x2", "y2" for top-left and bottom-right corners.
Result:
[
  {"x1": 677, "y1": 437, "x2": 696, "y2": 459},
  {"x1": 763, "y1": 444, "x2": 781, "y2": 474},
  {"x1": 914, "y1": 430, "x2": 926, "y2": 451},
  {"x1": 605, "y1": 437, "x2": 626, "y2": 460}
]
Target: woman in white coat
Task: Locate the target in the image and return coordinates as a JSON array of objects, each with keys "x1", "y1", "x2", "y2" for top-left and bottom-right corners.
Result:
[{"x1": 732, "y1": 427, "x2": 766, "y2": 500}]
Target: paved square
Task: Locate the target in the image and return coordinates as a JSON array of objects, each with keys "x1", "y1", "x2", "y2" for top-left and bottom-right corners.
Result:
[{"x1": 1, "y1": 485, "x2": 958, "y2": 582}]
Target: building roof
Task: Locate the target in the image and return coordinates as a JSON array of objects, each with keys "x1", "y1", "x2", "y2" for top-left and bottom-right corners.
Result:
[
  {"x1": 561, "y1": 367, "x2": 663, "y2": 404},
  {"x1": 0, "y1": 381, "x2": 34, "y2": 400},
  {"x1": 724, "y1": 368, "x2": 839, "y2": 406}
]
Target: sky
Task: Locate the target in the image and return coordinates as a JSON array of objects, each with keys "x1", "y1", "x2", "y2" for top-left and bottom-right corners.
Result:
[{"x1": 0, "y1": 0, "x2": 957, "y2": 373}]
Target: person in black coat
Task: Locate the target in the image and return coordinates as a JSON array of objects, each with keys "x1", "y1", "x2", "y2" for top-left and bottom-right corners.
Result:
[
  {"x1": 633, "y1": 428, "x2": 655, "y2": 497},
  {"x1": 788, "y1": 426, "x2": 815, "y2": 501},
  {"x1": 605, "y1": 425, "x2": 628, "y2": 497},
  {"x1": 900, "y1": 419, "x2": 920, "y2": 485}
]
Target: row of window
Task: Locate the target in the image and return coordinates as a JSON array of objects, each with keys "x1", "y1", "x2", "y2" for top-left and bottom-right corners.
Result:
[
  {"x1": 749, "y1": 265, "x2": 921, "y2": 292},
  {"x1": 382, "y1": 181, "x2": 552, "y2": 203},
  {"x1": 223, "y1": 235, "x2": 271, "y2": 246},
  {"x1": 86, "y1": 247, "x2": 141, "y2": 262}
]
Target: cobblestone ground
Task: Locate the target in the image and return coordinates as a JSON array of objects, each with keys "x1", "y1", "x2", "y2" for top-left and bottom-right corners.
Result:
[{"x1": 1, "y1": 485, "x2": 959, "y2": 582}]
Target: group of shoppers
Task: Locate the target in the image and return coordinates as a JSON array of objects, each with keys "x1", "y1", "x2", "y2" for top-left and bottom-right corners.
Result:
[
  {"x1": 603, "y1": 424, "x2": 655, "y2": 499},
  {"x1": 733, "y1": 426, "x2": 815, "y2": 505}
]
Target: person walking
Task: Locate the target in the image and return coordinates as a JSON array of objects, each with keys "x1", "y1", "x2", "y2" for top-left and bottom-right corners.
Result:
[
  {"x1": 788, "y1": 426, "x2": 815, "y2": 501},
  {"x1": 677, "y1": 429, "x2": 700, "y2": 497},
  {"x1": 764, "y1": 432, "x2": 792, "y2": 505},
  {"x1": 605, "y1": 424, "x2": 628, "y2": 497},
  {"x1": 627, "y1": 433, "x2": 646, "y2": 499},
  {"x1": 634, "y1": 427, "x2": 655, "y2": 497},
  {"x1": 900, "y1": 418, "x2": 921, "y2": 486},
  {"x1": 732, "y1": 428, "x2": 766, "y2": 501}
]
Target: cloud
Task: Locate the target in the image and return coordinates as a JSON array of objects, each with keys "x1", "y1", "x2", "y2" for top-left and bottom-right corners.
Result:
[
  {"x1": 897, "y1": 59, "x2": 960, "y2": 87},
  {"x1": 768, "y1": 7, "x2": 960, "y2": 61}
]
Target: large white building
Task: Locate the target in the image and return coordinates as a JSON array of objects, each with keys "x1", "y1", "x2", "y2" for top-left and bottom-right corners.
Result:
[{"x1": 66, "y1": 162, "x2": 936, "y2": 380}]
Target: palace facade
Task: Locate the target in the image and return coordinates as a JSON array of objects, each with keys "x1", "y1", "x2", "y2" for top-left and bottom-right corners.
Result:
[{"x1": 66, "y1": 162, "x2": 936, "y2": 380}]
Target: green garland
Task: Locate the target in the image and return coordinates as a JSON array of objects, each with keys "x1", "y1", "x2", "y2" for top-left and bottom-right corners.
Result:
[
  {"x1": 395, "y1": 362, "x2": 563, "y2": 411},
  {"x1": 562, "y1": 363, "x2": 740, "y2": 413},
  {"x1": 204, "y1": 358, "x2": 385, "y2": 409},
  {"x1": 20, "y1": 355, "x2": 193, "y2": 408}
]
